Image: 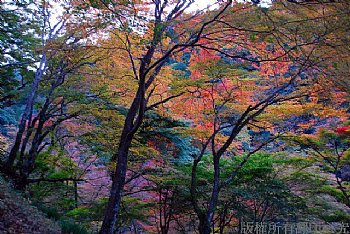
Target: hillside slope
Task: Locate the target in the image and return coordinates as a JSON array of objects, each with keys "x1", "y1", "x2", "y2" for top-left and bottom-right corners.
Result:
[{"x1": 0, "y1": 175, "x2": 61, "y2": 234}]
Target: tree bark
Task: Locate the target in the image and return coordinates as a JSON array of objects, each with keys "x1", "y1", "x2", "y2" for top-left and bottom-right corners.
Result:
[
  {"x1": 99, "y1": 85, "x2": 145, "y2": 233},
  {"x1": 98, "y1": 1, "x2": 235, "y2": 232},
  {"x1": 5, "y1": 53, "x2": 47, "y2": 168},
  {"x1": 99, "y1": 135, "x2": 133, "y2": 233},
  {"x1": 199, "y1": 156, "x2": 221, "y2": 234},
  {"x1": 17, "y1": 95, "x2": 51, "y2": 188}
]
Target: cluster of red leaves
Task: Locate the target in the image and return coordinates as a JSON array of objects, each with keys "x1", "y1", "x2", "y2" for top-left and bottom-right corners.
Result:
[{"x1": 336, "y1": 126, "x2": 350, "y2": 136}]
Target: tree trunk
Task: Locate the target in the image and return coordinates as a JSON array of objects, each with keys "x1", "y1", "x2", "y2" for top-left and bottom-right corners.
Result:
[
  {"x1": 6, "y1": 106, "x2": 33, "y2": 168},
  {"x1": 74, "y1": 181, "x2": 78, "y2": 208},
  {"x1": 198, "y1": 157, "x2": 221, "y2": 234},
  {"x1": 18, "y1": 123, "x2": 35, "y2": 166},
  {"x1": 5, "y1": 54, "x2": 46, "y2": 168},
  {"x1": 100, "y1": 84, "x2": 145, "y2": 233},
  {"x1": 16, "y1": 77, "x2": 62, "y2": 188},
  {"x1": 99, "y1": 136, "x2": 132, "y2": 234},
  {"x1": 18, "y1": 110, "x2": 47, "y2": 188},
  {"x1": 198, "y1": 215, "x2": 212, "y2": 234},
  {"x1": 199, "y1": 221, "x2": 211, "y2": 234}
]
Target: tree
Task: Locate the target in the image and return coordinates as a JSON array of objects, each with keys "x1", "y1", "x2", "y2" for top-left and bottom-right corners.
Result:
[
  {"x1": 4, "y1": 0, "x2": 66, "y2": 169},
  {"x1": 72, "y1": 0, "x2": 350, "y2": 232},
  {"x1": 184, "y1": 153, "x2": 304, "y2": 232},
  {"x1": 0, "y1": 0, "x2": 345, "y2": 232},
  {"x1": 0, "y1": 0, "x2": 38, "y2": 108},
  {"x1": 170, "y1": 1, "x2": 350, "y2": 232},
  {"x1": 71, "y1": 1, "x2": 244, "y2": 232},
  {"x1": 292, "y1": 129, "x2": 350, "y2": 208},
  {"x1": 2, "y1": 0, "x2": 100, "y2": 188}
]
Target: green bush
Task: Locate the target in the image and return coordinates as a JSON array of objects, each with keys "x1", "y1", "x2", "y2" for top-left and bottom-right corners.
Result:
[
  {"x1": 60, "y1": 219, "x2": 89, "y2": 234},
  {"x1": 34, "y1": 203, "x2": 61, "y2": 221},
  {"x1": 322, "y1": 210, "x2": 350, "y2": 223}
]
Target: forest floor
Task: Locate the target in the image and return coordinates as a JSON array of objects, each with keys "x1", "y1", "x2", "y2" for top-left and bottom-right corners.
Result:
[{"x1": 0, "y1": 175, "x2": 61, "y2": 234}]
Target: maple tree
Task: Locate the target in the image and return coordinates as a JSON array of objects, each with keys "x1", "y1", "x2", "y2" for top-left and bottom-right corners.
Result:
[
  {"x1": 69, "y1": 0, "x2": 350, "y2": 233},
  {"x1": 163, "y1": 1, "x2": 350, "y2": 232},
  {"x1": 1, "y1": 0, "x2": 350, "y2": 233},
  {"x1": 71, "y1": 1, "x2": 250, "y2": 233}
]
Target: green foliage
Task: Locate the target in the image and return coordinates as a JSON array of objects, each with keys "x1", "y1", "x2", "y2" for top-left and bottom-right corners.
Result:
[
  {"x1": 78, "y1": 102, "x2": 125, "y2": 161},
  {"x1": 178, "y1": 152, "x2": 305, "y2": 222},
  {"x1": 35, "y1": 142, "x2": 81, "y2": 179},
  {"x1": 317, "y1": 185, "x2": 348, "y2": 203},
  {"x1": 0, "y1": 107, "x2": 20, "y2": 126},
  {"x1": 139, "y1": 111, "x2": 198, "y2": 163},
  {"x1": 321, "y1": 210, "x2": 350, "y2": 223},
  {"x1": 288, "y1": 170, "x2": 324, "y2": 186},
  {"x1": 30, "y1": 181, "x2": 77, "y2": 211},
  {"x1": 34, "y1": 202, "x2": 61, "y2": 221},
  {"x1": 66, "y1": 198, "x2": 108, "y2": 223},
  {"x1": 0, "y1": 105, "x2": 23, "y2": 135},
  {"x1": 283, "y1": 155, "x2": 315, "y2": 168},
  {"x1": 288, "y1": 129, "x2": 350, "y2": 210},
  {"x1": 66, "y1": 207, "x2": 91, "y2": 220},
  {"x1": 0, "y1": 1, "x2": 39, "y2": 107},
  {"x1": 229, "y1": 153, "x2": 275, "y2": 182},
  {"x1": 2, "y1": 0, "x2": 350, "y2": 232},
  {"x1": 119, "y1": 197, "x2": 153, "y2": 227},
  {"x1": 226, "y1": 153, "x2": 305, "y2": 221},
  {"x1": 60, "y1": 219, "x2": 89, "y2": 234}
]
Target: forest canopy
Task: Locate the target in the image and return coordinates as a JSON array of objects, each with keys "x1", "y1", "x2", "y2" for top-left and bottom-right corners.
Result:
[{"x1": 1, "y1": 0, "x2": 350, "y2": 233}]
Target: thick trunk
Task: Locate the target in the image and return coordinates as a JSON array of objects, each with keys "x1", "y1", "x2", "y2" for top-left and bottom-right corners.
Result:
[
  {"x1": 20, "y1": 140, "x2": 40, "y2": 184},
  {"x1": 18, "y1": 115, "x2": 39, "y2": 166},
  {"x1": 15, "y1": 176, "x2": 28, "y2": 190},
  {"x1": 100, "y1": 71, "x2": 147, "y2": 234},
  {"x1": 17, "y1": 83, "x2": 58, "y2": 187},
  {"x1": 100, "y1": 46, "x2": 150, "y2": 231},
  {"x1": 198, "y1": 216, "x2": 211, "y2": 234},
  {"x1": 18, "y1": 114, "x2": 46, "y2": 188},
  {"x1": 99, "y1": 136, "x2": 132, "y2": 234},
  {"x1": 191, "y1": 159, "x2": 211, "y2": 234}
]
